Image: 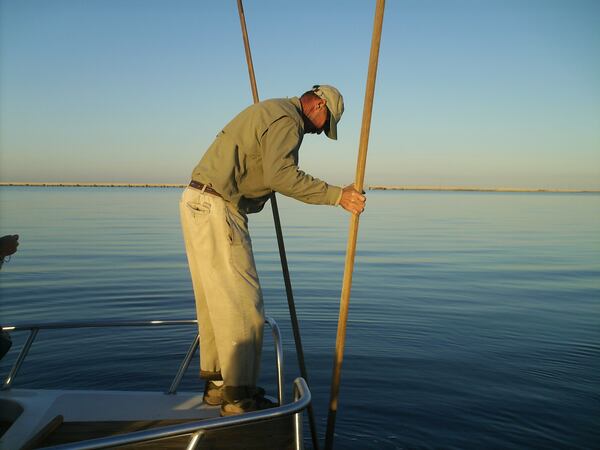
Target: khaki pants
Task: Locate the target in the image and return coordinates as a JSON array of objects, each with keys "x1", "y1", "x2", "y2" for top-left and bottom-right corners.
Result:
[{"x1": 179, "y1": 186, "x2": 264, "y2": 387}]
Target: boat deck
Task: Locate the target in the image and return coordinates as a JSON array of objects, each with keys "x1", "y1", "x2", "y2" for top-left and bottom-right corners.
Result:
[
  {"x1": 0, "y1": 388, "x2": 298, "y2": 450},
  {"x1": 36, "y1": 416, "x2": 294, "y2": 449}
]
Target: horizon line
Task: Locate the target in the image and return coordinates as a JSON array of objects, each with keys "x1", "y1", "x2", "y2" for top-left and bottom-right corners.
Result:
[{"x1": 1, "y1": 182, "x2": 599, "y2": 193}]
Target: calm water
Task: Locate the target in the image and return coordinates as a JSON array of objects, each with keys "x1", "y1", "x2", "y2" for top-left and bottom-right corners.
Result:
[{"x1": 0, "y1": 187, "x2": 599, "y2": 449}]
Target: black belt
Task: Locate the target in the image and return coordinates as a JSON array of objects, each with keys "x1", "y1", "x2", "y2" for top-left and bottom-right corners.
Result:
[{"x1": 189, "y1": 180, "x2": 222, "y2": 198}]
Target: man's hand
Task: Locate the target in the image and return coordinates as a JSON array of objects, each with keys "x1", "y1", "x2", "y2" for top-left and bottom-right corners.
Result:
[
  {"x1": 339, "y1": 185, "x2": 366, "y2": 215},
  {"x1": 0, "y1": 235, "x2": 19, "y2": 258}
]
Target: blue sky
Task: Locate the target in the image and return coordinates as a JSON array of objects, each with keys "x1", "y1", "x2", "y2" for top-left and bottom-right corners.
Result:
[{"x1": 1, "y1": 0, "x2": 599, "y2": 188}]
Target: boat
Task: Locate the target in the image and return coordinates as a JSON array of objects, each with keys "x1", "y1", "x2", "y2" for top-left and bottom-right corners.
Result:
[{"x1": 0, "y1": 318, "x2": 310, "y2": 450}]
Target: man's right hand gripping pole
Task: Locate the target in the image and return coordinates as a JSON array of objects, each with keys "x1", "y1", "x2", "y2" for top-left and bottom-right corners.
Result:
[{"x1": 339, "y1": 185, "x2": 366, "y2": 215}]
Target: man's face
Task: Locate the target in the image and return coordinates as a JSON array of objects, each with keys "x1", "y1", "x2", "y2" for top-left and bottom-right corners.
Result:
[{"x1": 305, "y1": 100, "x2": 330, "y2": 135}]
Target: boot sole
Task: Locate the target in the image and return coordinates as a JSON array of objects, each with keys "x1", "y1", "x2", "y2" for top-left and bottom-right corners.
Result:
[{"x1": 203, "y1": 396, "x2": 222, "y2": 406}]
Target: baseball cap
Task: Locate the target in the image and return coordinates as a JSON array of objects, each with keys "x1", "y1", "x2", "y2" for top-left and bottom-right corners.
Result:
[{"x1": 312, "y1": 85, "x2": 344, "y2": 140}]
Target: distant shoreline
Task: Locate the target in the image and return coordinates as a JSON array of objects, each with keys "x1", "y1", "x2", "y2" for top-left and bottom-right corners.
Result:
[
  {"x1": 368, "y1": 185, "x2": 600, "y2": 193},
  {"x1": 0, "y1": 182, "x2": 599, "y2": 193},
  {"x1": 0, "y1": 182, "x2": 186, "y2": 188}
]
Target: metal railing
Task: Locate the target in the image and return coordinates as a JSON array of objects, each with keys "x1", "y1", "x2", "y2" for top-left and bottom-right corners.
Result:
[{"x1": 1, "y1": 317, "x2": 284, "y2": 404}]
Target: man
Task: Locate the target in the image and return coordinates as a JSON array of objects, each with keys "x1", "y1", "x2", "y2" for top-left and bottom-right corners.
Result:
[
  {"x1": 179, "y1": 85, "x2": 365, "y2": 416},
  {"x1": 0, "y1": 234, "x2": 19, "y2": 359}
]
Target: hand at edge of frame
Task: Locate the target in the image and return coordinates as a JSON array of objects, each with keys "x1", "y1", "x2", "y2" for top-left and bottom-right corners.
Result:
[{"x1": 0, "y1": 234, "x2": 19, "y2": 258}]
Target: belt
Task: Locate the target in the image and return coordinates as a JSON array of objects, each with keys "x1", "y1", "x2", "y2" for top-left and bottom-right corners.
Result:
[{"x1": 189, "y1": 180, "x2": 222, "y2": 198}]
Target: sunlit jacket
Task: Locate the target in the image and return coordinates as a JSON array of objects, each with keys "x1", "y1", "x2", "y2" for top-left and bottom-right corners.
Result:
[{"x1": 192, "y1": 97, "x2": 342, "y2": 214}]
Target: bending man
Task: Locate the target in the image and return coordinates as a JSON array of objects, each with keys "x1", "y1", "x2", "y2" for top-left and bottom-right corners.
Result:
[{"x1": 179, "y1": 85, "x2": 365, "y2": 416}]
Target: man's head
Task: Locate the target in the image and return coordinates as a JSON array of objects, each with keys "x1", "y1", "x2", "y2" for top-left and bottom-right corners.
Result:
[{"x1": 300, "y1": 85, "x2": 344, "y2": 140}]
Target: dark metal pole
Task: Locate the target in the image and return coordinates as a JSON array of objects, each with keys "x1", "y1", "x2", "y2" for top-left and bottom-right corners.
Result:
[
  {"x1": 236, "y1": 2, "x2": 320, "y2": 449},
  {"x1": 324, "y1": 1, "x2": 386, "y2": 449}
]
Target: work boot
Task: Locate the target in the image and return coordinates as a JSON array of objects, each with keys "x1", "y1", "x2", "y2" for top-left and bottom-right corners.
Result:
[
  {"x1": 220, "y1": 386, "x2": 277, "y2": 417},
  {"x1": 203, "y1": 381, "x2": 223, "y2": 406}
]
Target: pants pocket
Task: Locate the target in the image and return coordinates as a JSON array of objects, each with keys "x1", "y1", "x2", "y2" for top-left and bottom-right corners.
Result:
[
  {"x1": 186, "y1": 200, "x2": 211, "y2": 214},
  {"x1": 186, "y1": 200, "x2": 212, "y2": 224}
]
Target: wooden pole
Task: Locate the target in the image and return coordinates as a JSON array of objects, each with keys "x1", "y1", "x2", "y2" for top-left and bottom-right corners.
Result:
[
  {"x1": 236, "y1": 2, "x2": 320, "y2": 449},
  {"x1": 237, "y1": 0, "x2": 259, "y2": 104},
  {"x1": 324, "y1": 1, "x2": 386, "y2": 449}
]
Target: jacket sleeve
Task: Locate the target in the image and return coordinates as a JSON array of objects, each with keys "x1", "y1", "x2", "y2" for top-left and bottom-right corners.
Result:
[{"x1": 261, "y1": 117, "x2": 342, "y2": 206}]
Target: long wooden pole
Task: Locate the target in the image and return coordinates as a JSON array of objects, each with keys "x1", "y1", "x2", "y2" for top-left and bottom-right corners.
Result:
[
  {"x1": 236, "y1": 2, "x2": 320, "y2": 449},
  {"x1": 324, "y1": 1, "x2": 386, "y2": 449},
  {"x1": 236, "y1": 0, "x2": 259, "y2": 104}
]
